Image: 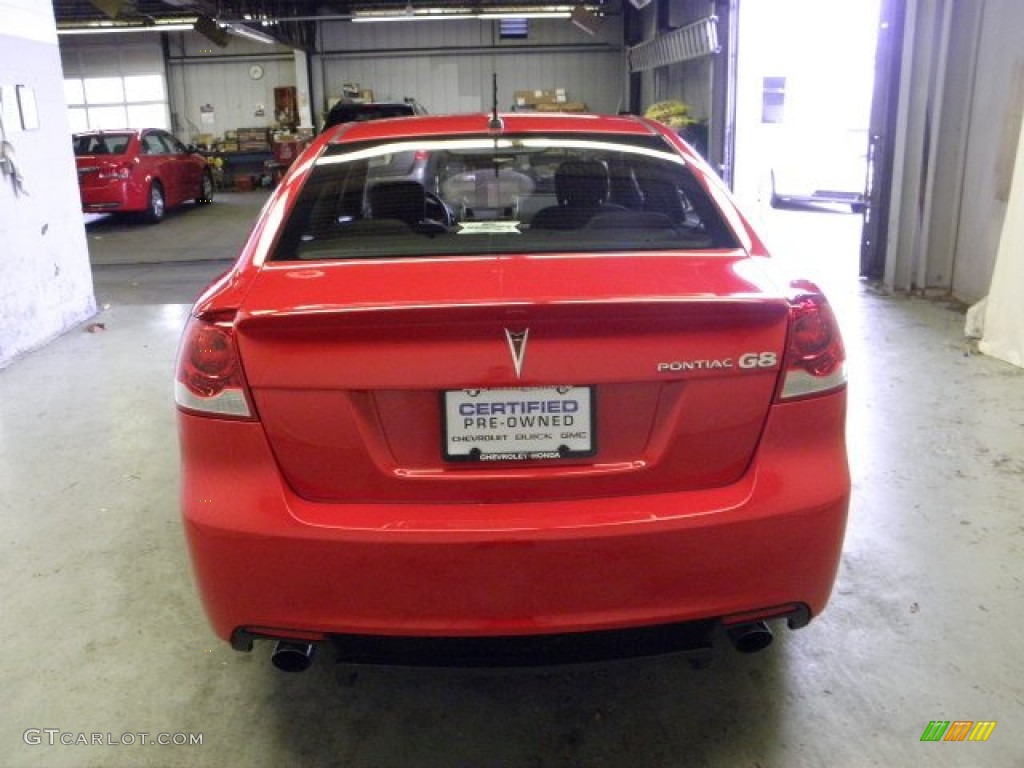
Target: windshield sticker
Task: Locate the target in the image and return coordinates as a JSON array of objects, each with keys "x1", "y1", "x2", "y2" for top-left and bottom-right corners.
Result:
[{"x1": 456, "y1": 222, "x2": 522, "y2": 235}]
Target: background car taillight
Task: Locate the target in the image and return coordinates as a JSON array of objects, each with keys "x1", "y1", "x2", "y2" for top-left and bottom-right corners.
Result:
[
  {"x1": 175, "y1": 313, "x2": 255, "y2": 419},
  {"x1": 778, "y1": 289, "x2": 847, "y2": 400},
  {"x1": 96, "y1": 162, "x2": 133, "y2": 181}
]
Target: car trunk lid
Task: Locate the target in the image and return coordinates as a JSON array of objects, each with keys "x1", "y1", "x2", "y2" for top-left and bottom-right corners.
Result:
[{"x1": 234, "y1": 252, "x2": 790, "y2": 503}]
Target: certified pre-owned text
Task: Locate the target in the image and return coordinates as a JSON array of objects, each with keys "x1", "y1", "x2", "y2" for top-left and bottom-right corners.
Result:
[{"x1": 459, "y1": 399, "x2": 579, "y2": 430}]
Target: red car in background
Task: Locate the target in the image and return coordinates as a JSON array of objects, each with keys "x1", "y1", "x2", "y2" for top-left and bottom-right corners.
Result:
[
  {"x1": 175, "y1": 112, "x2": 850, "y2": 672},
  {"x1": 73, "y1": 128, "x2": 213, "y2": 223}
]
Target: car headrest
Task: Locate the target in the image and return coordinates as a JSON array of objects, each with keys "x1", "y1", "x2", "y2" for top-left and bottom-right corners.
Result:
[
  {"x1": 554, "y1": 160, "x2": 609, "y2": 207},
  {"x1": 369, "y1": 181, "x2": 427, "y2": 226}
]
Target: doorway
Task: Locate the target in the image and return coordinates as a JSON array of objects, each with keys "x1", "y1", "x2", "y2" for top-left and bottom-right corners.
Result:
[{"x1": 731, "y1": 0, "x2": 880, "y2": 299}]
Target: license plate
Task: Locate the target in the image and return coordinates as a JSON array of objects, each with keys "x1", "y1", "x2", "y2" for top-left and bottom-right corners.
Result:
[{"x1": 443, "y1": 386, "x2": 595, "y2": 462}]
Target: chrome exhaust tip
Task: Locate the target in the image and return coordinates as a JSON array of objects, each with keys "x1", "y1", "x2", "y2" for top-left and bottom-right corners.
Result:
[{"x1": 271, "y1": 640, "x2": 316, "y2": 672}]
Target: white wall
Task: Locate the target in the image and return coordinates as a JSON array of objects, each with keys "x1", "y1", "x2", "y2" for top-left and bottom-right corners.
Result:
[
  {"x1": 0, "y1": 1, "x2": 95, "y2": 368},
  {"x1": 980, "y1": 107, "x2": 1024, "y2": 367}
]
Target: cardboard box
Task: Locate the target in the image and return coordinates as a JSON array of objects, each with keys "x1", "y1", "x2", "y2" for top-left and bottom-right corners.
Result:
[
  {"x1": 534, "y1": 101, "x2": 588, "y2": 113},
  {"x1": 513, "y1": 88, "x2": 568, "y2": 107}
]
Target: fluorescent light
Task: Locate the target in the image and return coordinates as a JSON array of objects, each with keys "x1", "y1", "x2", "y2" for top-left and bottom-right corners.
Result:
[
  {"x1": 352, "y1": 13, "x2": 474, "y2": 22},
  {"x1": 58, "y1": 22, "x2": 196, "y2": 35},
  {"x1": 352, "y1": 9, "x2": 573, "y2": 23},
  {"x1": 226, "y1": 23, "x2": 277, "y2": 44},
  {"x1": 483, "y1": 12, "x2": 571, "y2": 18}
]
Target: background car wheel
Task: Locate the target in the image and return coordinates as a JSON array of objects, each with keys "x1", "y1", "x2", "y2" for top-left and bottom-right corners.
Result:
[
  {"x1": 144, "y1": 182, "x2": 166, "y2": 223},
  {"x1": 196, "y1": 170, "x2": 214, "y2": 205}
]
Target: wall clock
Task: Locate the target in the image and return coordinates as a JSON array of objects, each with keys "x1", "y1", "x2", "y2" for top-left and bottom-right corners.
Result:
[{"x1": 248, "y1": 64, "x2": 264, "y2": 80}]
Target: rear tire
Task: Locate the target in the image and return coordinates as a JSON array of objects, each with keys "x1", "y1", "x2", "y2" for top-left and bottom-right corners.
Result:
[
  {"x1": 196, "y1": 170, "x2": 214, "y2": 205},
  {"x1": 144, "y1": 181, "x2": 166, "y2": 224}
]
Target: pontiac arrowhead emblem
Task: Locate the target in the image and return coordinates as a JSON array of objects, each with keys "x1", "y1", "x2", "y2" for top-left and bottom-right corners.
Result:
[{"x1": 505, "y1": 328, "x2": 529, "y2": 379}]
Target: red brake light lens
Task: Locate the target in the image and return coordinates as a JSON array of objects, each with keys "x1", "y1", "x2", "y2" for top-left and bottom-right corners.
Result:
[
  {"x1": 175, "y1": 315, "x2": 254, "y2": 419},
  {"x1": 97, "y1": 163, "x2": 132, "y2": 181},
  {"x1": 779, "y1": 292, "x2": 847, "y2": 400},
  {"x1": 190, "y1": 326, "x2": 237, "y2": 383}
]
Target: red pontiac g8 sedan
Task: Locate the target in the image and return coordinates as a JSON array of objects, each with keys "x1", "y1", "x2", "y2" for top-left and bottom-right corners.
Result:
[
  {"x1": 175, "y1": 112, "x2": 849, "y2": 671},
  {"x1": 73, "y1": 128, "x2": 213, "y2": 223}
]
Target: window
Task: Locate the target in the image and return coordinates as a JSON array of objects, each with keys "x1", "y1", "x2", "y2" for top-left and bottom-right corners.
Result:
[
  {"x1": 142, "y1": 132, "x2": 169, "y2": 155},
  {"x1": 499, "y1": 18, "x2": 529, "y2": 39},
  {"x1": 64, "y1": 52, "x2": 169, "y2": 132},
  {"x1": 762, "y1": 77, "x2": 786, "y2": 124},
  {"x1": 270, "y1": 133, "x2": 738, "y2": 262}
]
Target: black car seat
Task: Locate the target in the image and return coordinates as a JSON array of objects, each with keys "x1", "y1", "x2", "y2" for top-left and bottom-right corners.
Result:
[
  {"x1": 369, "y1": 181, "x2": 449, "y2": 233},
  {"x1": 530, "y1": 160, "x2": 625, "y2": 229},
  {"x1": 639, "y1": 177, "x2": 687, "y2": 223}
]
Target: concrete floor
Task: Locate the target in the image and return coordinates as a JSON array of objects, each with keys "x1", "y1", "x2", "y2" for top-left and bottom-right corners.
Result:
[{"x1": 1, "y1": 193, "x2": 1022, "y2": 767}]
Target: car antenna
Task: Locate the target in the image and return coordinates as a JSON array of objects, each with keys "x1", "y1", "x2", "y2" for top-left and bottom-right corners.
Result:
[
  {"x1": 488, "y1": 73, "x2": 503, "y2": 178},
  {"x1": 488, "y1": 73, "x2": 503, "y2": 133}
]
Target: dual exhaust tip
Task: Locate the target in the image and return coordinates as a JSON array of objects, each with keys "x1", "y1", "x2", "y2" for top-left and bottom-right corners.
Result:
[
  {"x1": 271, "y1": 640, "x2": 316, "y2": 673},
  {"x1": 724, "y1": 620, "x2": 774, "y2": 654},
  {"x1": 269, "y1": 621, "x2": 773, "y2": 672}
]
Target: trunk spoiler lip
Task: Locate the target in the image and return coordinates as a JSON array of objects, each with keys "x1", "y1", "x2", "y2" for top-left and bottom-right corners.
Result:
[
  {"x1": 230, "y1": 250, "x2": 791, "y2": 324},
  {"x1": 257, "y1": 247, "x2": 751, "y2": 270},
  {"x1": 232, "y1": 295, "x2": 793, "y2": 326}
]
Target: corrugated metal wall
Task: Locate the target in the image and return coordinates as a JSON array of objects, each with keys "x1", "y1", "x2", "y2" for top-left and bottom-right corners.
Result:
[
  {"x1": 165, "y1": 35, "x2": 295, "y2": 140},
  {"x1": 313, "y1": 17, "x2": 625, "y2": 119},
  {"x1": 60, "y1": 32, "x2": 297, "y2": 141},
  {"x1": 63, "y1": 17, "x2": 625, "y2": 139},
  {"x1": 885, "y1": 0, "x2": 1024, "y2": 301}
]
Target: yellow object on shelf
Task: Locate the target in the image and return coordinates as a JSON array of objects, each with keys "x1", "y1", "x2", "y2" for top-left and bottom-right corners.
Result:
[{"x1": 644, "y1": 101, "x2": 696, "y2": 129}]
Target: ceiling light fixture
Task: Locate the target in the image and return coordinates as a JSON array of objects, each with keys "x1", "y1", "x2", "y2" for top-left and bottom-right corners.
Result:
[
  {"x1": 570, "y1": 6, "x2": 602, "y2": 35},
  {"x1": 483, "y1": 11, "x2": 572, "y2": 18},
  {"x1": 225, "y1": 23, "x2": 278, "y2": 44},
  {"x1": 57, "y1": 20, "x2": 197, "y2": 35},
  {"x1": 352, "y1": 12, "x2": 475, "y2": 22},
  {"x1": 194, "y1": 14, "x2": 230, "y2": 46},
  {"x1": 352, "y1": 7, "x2": 575, "y2": 23}
]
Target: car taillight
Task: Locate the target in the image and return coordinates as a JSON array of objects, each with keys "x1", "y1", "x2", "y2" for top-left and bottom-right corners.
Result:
[
  {"x1": 96, "y1": 163, "x2": 132, "y2": 181},
  {"x1": 778, "y1": 290, "x2": 847, "y2": 400},
  {"x1": 174, "y1": 313, "x2": 254, "y2": 419}
]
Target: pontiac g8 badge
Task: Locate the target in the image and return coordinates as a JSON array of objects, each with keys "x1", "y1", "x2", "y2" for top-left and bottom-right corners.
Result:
[{"x1": 505, "y1": 329, "x2": 529, "y2": 378}]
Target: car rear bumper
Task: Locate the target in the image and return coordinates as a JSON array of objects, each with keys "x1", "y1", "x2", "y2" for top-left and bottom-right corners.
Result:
[
  {"x1": 179, "y1": 391, "x2": 849, "y2": 646},
  {"x1": 81, "y1": 201, "x2": 125, "y2": 211},
  {"x1": 79, "y1": 179, "x2": 146, "y2": 212}
]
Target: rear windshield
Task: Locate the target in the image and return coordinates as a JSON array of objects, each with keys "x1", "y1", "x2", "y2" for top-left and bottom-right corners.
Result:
[
  {"x1": 270, "y1": 132, "x2": 739, "y2": 262},
  {"x1": 73, "y1": 133, "x2": 132, "y2": 156}
]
